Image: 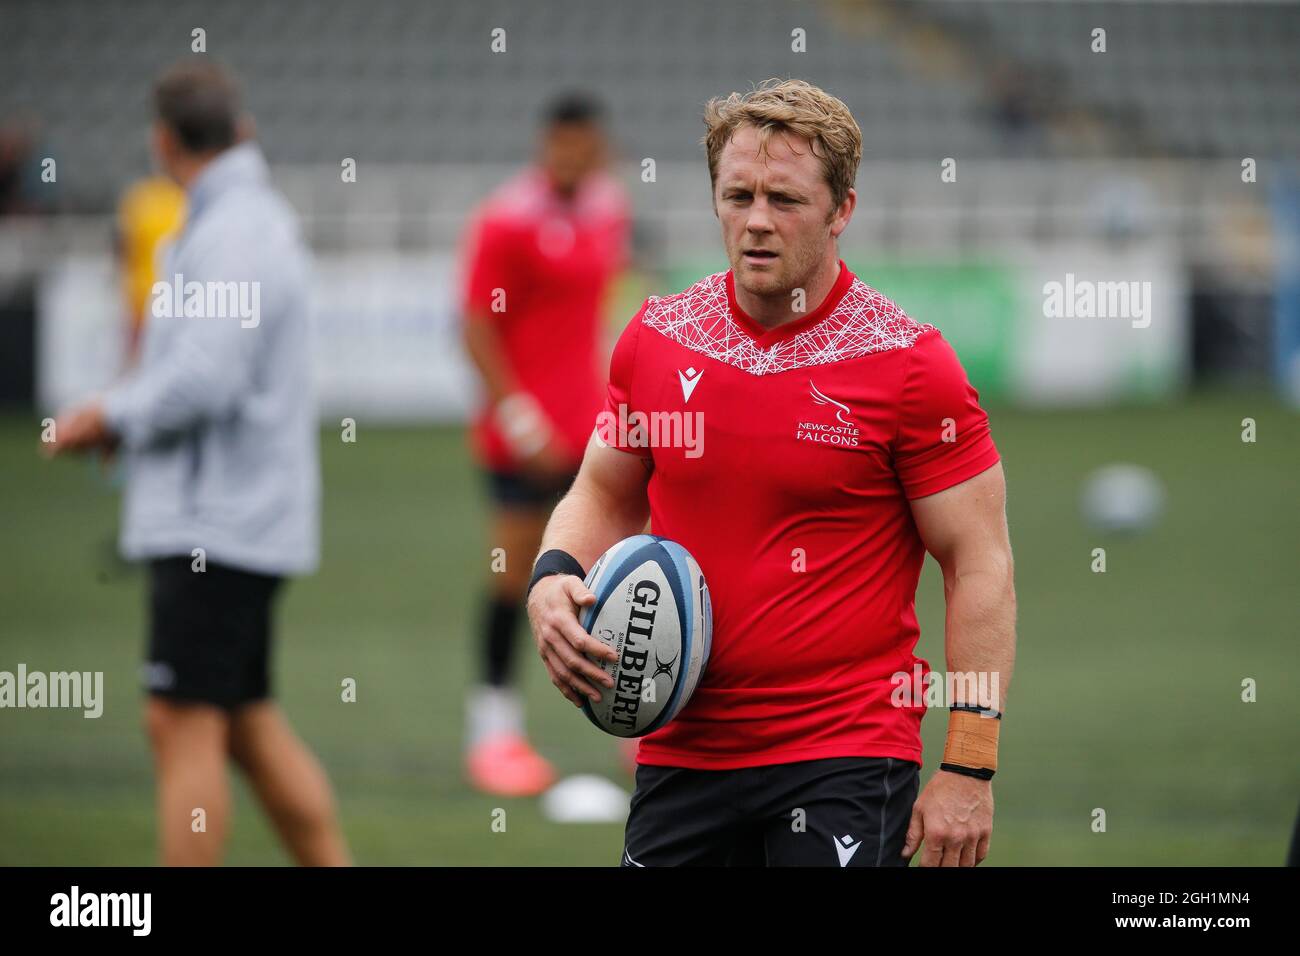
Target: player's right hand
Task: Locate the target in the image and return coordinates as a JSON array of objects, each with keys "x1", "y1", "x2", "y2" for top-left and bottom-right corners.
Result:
[
  {"x1": 527, "y1": 574, "x2": 617, "y2": 707},
  {"x1": 495, "y1": 391, "x2": 573, "y2": 480}
]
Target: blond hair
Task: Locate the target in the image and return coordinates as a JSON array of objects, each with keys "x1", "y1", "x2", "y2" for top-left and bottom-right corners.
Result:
[{"x1": 702, "y1": 78, "x2": 862, "y2": 210}]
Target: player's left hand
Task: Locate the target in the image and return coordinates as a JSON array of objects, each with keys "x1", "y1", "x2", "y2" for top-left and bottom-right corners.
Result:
[
  {"x1": 901, "y1": 770, "x2": 993, "y2": 867},
  {"x1": 42, "y1": 401, "x2": 116, "y2": 457}
]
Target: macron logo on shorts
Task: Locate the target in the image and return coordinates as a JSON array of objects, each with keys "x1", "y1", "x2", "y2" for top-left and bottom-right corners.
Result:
[
  {"x1": 140, "y1": 662, "x2": 175, "y2": 691},
  {"x1": 835, "y1": 834, "x2": 862, "y2": 867}
]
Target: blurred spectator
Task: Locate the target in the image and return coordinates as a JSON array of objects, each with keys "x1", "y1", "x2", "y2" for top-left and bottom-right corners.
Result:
[
  {"x1": 0, "y1": 120, "x2": 56, "y2": 215},
  {"x1": 115, "y1": 175, "x2": 186, "y2": 361}
]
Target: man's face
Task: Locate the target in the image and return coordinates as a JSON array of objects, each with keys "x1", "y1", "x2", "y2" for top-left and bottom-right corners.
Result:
[
  {"x1": 540, "y1": 122, "x2": 607, "y2": 197},
  {"x1": 714, "y1": 124, "x2": 853, "y2": 299}
]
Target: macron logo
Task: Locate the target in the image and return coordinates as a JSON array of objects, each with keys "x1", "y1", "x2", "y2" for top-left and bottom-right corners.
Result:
[
  {"x1": 835, "y1": 834, "x2": 862, "y2": 867},
  {"x1": 678, "y1": 367, "x2": 702, "y2": 404}
]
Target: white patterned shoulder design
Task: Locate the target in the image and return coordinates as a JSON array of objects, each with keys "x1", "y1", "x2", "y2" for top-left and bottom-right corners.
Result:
[{"x1": 640, "y1": 271, "x2": 932, "y2": 375}]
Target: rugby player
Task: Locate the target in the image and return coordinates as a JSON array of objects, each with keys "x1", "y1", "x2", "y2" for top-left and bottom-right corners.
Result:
[
  {"x1": 459, "y1": 94, "x2": 630, "y2": 795},
  {"x1": 526, "y1": 79, "x2": 1016, "y2": 866}
]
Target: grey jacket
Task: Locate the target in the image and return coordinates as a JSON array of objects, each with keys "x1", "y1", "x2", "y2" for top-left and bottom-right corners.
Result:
[{"x1": 103, "y1": 142, "x2": 319, "y2": 576}]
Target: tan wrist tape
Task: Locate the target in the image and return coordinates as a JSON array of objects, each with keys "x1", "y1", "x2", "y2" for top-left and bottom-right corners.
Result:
[{"x1": 942, "y1": 709, "x2": 1001, "y2": 773}]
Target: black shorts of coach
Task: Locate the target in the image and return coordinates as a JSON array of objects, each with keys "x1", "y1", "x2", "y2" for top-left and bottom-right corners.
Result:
[
  {"x1": 142, "y1": 555, "x2": 284, "y2": 710},
  {"x1": 621, "y1": 756, "x2": 920, "y2": 867}
]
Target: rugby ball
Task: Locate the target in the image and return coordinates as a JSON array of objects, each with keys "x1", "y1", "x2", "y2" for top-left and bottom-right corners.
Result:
[
  {"x1": 1081, "y1": 463, "x2": 1165, "y2": 534},
  {"x1": 578, "y1": 535, "x2": 711, "y2": 737}
]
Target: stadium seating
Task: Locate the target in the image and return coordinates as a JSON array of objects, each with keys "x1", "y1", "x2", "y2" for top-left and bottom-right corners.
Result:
[{"x1": 3, "y1": 0, "x2": 1294, "y2": 213}]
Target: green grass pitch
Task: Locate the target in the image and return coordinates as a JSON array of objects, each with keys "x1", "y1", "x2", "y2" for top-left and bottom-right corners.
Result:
[{"x1": 0, "y1": 392, "x2": 1296, "y2": 865}]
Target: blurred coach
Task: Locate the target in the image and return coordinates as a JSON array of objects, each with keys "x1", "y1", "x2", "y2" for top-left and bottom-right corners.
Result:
[{"x1": 46, "y1": 60, "x2": 349, "y2": 866}]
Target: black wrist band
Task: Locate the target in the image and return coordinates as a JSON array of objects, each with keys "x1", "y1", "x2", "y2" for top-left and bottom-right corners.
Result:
[
  {"x1": 527, "y1": 549, "x2": 587, "y2": 597},
  {"x1": 950, "y1": 702, "x2": 1002, "y2": 720},
  {"x1": 939, "y1": 762, "x2": 996, "y2": 781}
]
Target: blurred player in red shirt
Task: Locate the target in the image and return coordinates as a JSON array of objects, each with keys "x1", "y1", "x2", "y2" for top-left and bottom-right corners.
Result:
[{"x1": 459, "y1": 94, "x2": 630, "y2": 796}]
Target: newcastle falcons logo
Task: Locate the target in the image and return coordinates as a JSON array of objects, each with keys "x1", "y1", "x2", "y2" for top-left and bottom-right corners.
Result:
[{"x1": 809, "y1": 380, "x2": 853, "y2": 426}]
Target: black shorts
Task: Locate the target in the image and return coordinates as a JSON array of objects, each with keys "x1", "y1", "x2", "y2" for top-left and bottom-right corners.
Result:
[
  {"x1": 143, "y1": 556, "x2": 283, "y2": 710},
  {"x1": 483, "y1": 467, "x2": 578, "y2": 510},
  {"x1": 621, "y1": 756, "x2": 920, "y2": 867}
]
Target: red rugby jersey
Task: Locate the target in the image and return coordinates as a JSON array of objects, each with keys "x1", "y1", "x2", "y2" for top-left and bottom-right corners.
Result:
[
  {"x1": 461, "y1": 167, "x2": 629, "y2": 470},
  {"x1": 598, "y1": 260, "x2": 1000, "y2": 770}
]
